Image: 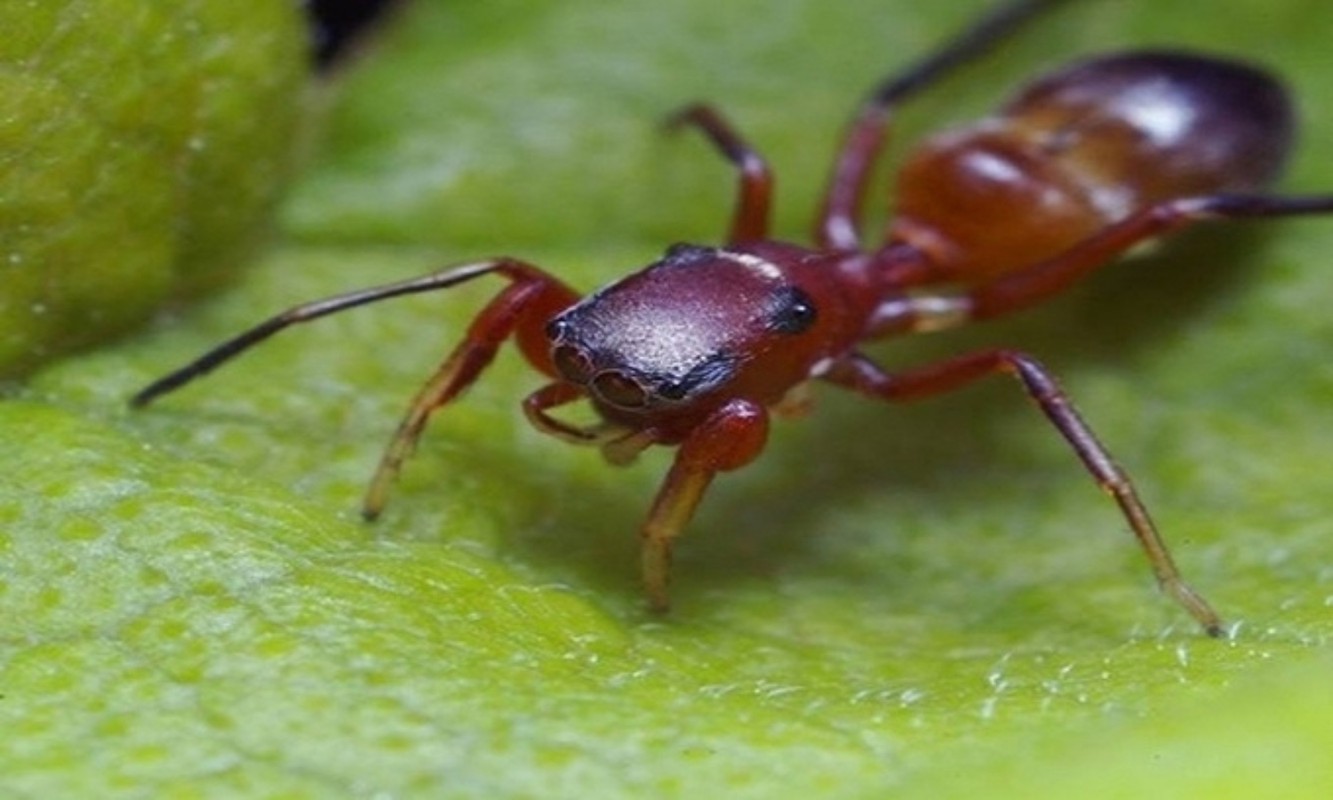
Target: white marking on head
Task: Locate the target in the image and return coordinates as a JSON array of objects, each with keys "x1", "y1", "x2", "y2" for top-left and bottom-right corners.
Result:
[{"x1": 716, "y1": 248, "x2": 784, "y2": 282}]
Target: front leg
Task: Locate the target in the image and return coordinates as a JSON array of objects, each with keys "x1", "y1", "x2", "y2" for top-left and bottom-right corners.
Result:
[
  {"x1": 642, "y1": 399, "x2": 769, "y2": 612},
  {"x1": 363, "y1": 268, "x2": 579, "y2": 518}
]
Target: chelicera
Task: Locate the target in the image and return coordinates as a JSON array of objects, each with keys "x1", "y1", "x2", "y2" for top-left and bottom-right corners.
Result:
[{"x1": 133, "y1": 0, "x2": 1333, "y2": 635}]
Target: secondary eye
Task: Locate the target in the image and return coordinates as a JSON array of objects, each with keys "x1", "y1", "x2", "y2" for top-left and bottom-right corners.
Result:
[
  {"x1": 768, "y1": 286, "x2": 817, "y2": 334},
  {"x1": 544, "y1": 317, "x2": 568, "y2": 341}
]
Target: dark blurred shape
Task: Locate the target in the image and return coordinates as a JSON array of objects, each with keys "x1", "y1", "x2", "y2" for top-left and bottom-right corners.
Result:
[{"x1": 306, "y1": 0, "x2": 402, "y2": 66}]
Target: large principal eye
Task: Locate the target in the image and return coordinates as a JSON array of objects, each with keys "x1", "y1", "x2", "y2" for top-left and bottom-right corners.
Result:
[
  {"x1": 592, "y1": 370, "x2": 649, "y2": 409},
  {"x1": 551, "y1": 345, "x2": 593, "y2": 383},
  {"x1": 768, "y1": 286, "x2": 817, "y2": 334}
]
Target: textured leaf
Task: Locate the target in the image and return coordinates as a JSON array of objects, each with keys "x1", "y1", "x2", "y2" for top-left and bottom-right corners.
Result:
[{"x1": 5, "y1": 1, "x2": 1333, "y2": 797}]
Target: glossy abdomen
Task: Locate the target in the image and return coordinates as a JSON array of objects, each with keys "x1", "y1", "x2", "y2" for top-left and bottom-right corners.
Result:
[{"x1": 889, "y1": 51, "x2": 1295, "y2": 283}]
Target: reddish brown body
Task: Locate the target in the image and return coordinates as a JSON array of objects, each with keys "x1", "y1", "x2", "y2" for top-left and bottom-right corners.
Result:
[
  {"x1": 134, "y1": 0, "x2": 1333, "y2": 636},
  {"x1": 893, "y1": 52, "x2": 1293, "y2": 281}
]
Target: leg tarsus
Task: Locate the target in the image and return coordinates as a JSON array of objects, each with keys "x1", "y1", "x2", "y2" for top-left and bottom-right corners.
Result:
[
  {"x1": 642, "y1": 465, "x2": 714, "y2": 613},
  {"x1": 362, "y1": 351, "x2": 473, "y2": 520}
]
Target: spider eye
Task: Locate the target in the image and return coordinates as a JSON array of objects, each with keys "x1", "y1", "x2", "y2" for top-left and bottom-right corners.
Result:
[
  {"x1": 552, "y1": 345, "x2": 593, "y2": 383},
  {"x1": 592, "y1": 370, "x2": 649, "y2": 409},
  {"x1": 769, "y1": 286, "x2": 817, "y2": 334}
]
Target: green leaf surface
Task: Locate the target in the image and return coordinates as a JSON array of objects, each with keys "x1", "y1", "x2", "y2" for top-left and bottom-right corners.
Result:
[
  {"x1": 0, "y1": 0, "x2": 306, "y2": 376},
  {"x1": 5, "y1": 1, "x2": 1333, "y2": 797}
]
